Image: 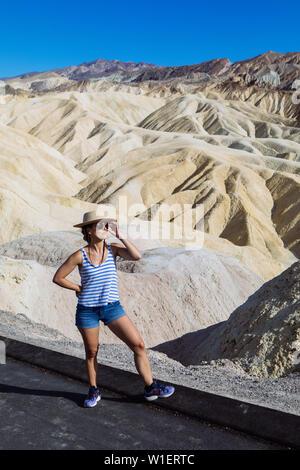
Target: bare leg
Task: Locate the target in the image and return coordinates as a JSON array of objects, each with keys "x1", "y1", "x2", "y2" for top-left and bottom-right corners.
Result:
[
  {"x1": 77, "y1": 326, "x2": 100, "y2": 387},
  {"x1": 107, "y1": 315, "x2": 153, "y2": 387}
]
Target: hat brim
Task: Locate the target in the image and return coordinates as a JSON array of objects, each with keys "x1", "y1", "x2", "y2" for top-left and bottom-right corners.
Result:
[{"x1": 73, "y1": 217, "x2": 117, "y2": 228}]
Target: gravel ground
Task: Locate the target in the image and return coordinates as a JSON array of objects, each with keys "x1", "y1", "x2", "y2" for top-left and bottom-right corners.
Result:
[{"x1": 1, "y1": 310, "x2": 299, "y2": 417}]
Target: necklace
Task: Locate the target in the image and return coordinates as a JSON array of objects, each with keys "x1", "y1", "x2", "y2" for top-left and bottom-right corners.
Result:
[{"x1": 88, "y1": 241, "x2": 106, "y2": 266}]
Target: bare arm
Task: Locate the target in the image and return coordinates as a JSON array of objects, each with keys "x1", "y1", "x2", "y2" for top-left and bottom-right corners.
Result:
[
  {"x1": 111, "y1": 239, "x2": 142, "y2": 261},
  {"x1": 52, "y1": 251, "x2": 82, "y2": 293},
  {"x1": 108, "y1": 224, "x2": 142, "y2": 261}
]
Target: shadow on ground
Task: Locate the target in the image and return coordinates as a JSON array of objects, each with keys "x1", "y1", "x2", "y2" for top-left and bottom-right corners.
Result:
[
  {"x1": 151, "y1": 322, "x2": 225, "y2": 366},
  {"x1": 0, "y1": 383, "x2": 144, "y2": 408}
]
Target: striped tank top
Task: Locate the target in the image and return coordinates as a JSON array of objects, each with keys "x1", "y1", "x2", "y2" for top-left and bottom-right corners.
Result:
[{"x1": 77, "y1": 241, "x2": 120, "y2": 306}]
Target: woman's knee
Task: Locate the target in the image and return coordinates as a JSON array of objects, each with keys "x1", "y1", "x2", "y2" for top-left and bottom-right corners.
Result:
[
  {"x1": 132, "y1": 339, "x2": 146, "y2": 354},
  {"x1": 85, "y1": 344, "x2": 99, "y2": 359}
]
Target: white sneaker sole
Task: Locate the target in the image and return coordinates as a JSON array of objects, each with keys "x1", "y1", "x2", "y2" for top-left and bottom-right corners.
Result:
[
  {"x1": 144, "y1": 390, "x2": 175, "y2": 401},
  {"x1": 84, "y1": 395, "x2": 101, "y2": 408}
]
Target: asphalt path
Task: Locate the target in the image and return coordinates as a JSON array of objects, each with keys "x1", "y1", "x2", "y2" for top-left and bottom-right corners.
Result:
[{"x1": 0, "y1": 357, "x2": 289, "y2": 451}]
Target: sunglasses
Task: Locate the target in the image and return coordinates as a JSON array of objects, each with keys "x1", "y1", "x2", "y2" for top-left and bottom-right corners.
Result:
[{"x1": 96, "y1": 218, "x2": 117, "y2": 230}]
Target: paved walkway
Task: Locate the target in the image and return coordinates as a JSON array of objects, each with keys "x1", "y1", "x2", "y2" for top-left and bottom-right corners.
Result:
[{"x1": 0, "y1": 357, "x2": 288, "y2": 450}]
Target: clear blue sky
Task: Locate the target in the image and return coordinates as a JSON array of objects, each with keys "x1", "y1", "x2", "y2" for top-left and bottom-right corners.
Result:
[{"x1": 1, "y1": 0, "x2": 299, "y2": 78}]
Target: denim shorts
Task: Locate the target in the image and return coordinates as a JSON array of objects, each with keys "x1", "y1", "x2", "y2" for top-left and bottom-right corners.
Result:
[{"x1": 75, "y1": 300, "x2": 127, "y2": 328}]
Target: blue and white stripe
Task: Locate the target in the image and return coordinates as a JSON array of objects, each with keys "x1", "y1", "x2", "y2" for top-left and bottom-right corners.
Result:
[{"x1": 77, "y1": 241, "x2": 120, "y2": 306}]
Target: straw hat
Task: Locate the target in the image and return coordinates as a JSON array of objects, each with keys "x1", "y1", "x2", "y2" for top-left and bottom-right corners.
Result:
[{"x1": 73, "y1": 208, "x2": 117, "y2": 228}]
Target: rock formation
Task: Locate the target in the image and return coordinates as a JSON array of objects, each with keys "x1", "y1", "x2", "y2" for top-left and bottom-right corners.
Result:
[
  {"x1": 0, "y1": 231, "x2": 262, "y2": 345},
  {"x1": 0, "y1": 52, "x2": 299, "y2": 381},
  {"x1": 155, "y1": 261, "x2": 300, "y2": 378}
]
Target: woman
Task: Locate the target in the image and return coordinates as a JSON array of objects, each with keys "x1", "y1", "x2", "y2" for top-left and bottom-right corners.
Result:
[{"x1": 52, "y1": 209, "x2": 175, "y2": 408}]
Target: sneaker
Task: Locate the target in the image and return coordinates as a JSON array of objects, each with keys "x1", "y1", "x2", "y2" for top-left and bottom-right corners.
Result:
[
  {"x1": 144, "y1": 381, "x2": 175, "y2": 401},
  {"x1": 84, "y1": 386, "x2": 101, "y2": 408}
]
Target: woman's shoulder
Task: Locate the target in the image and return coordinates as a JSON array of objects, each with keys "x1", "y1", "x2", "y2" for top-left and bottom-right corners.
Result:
[
  {"x1": 74, "y1": 246, "x2": 86, "y2": 255},
  {"x1": 71, "y1": 247, "x2": 86, "y2": 263},
  {"x1": 109, "y1": 242, "x2": 120, "y2": 262},
  {"x1": 71, "y1": 247, "x2": 86, "y2": 270}
]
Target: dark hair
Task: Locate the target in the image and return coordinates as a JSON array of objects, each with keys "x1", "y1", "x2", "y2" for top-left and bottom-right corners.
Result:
[{"x1": 81, "y1": 223, "x2": 93, "y2": 243}]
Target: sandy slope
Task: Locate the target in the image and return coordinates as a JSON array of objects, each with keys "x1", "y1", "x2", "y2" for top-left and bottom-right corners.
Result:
[
  {"x1": 1, "y1": 89, "x2": 298, "y2": 278},
  {"x1": 0, "y1": 230, "x2": 262, "y2": 345}
]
